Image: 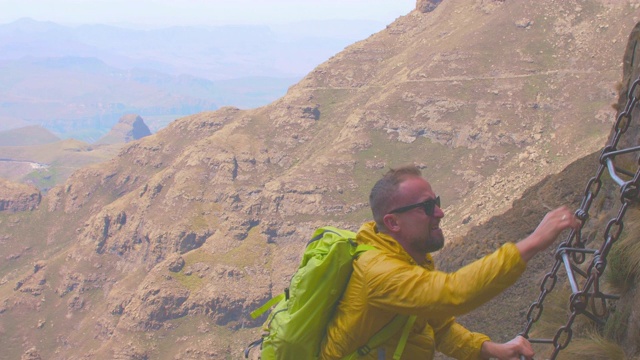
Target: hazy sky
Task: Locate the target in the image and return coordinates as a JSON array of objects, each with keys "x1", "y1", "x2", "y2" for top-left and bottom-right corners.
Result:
[{"x1": 0, "y1": 0, "x2": 416, "y2": 27}]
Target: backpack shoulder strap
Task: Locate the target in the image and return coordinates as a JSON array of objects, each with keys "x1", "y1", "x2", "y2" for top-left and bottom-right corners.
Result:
[
  {"x1": 249, "y1": 292, "x2": 285, "y2": 319},
  {"x1": 342, "y1": 314, "x2": 417, "y2": 360},
  {"x1": 392, "y1": 315, "x2": 417, "y2": 360},
  {"x1": 355, "y1": 243, "x2": 376, "y2": 254}
]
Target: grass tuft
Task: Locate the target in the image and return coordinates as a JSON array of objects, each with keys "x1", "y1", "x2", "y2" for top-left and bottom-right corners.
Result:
[
  {"x1": 605, "y1": 209, "x2": 640, "y2": 294},
  {"x1": 558, "y1": 329, "x2": 626, "y2": 360}
]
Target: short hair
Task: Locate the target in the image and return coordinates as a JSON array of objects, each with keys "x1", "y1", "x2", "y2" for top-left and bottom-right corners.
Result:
[{"x1": 369, "y1": 165, "x2": 422, "y2": 228}]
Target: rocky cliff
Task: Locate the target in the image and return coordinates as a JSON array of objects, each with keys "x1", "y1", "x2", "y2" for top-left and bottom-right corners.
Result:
[{"x1": 0, "y1": 178, "x2": 40, "y2": 212}]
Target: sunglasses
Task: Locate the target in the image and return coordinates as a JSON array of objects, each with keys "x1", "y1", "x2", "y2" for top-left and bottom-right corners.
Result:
[{"x1": 388, "y1": 196, "x2": 441, "y2": 217}]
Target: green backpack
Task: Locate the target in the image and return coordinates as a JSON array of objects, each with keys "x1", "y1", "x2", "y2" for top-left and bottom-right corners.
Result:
[{"x1": 245, "y1": 226, "x2": 416, "y2": 360}]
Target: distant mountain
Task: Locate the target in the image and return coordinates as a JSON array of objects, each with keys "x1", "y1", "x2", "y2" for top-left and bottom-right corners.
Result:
[
  {"x1": 0, "y1": 55, "x2": 219, "y2": 140},
  {"x1": 0, "y1": 125, "x2": 60, "y2": 146},
  {"x1": 0, "y1": 18, "x2": 384, "y2": 140},
  {"x1": 0, "y1": 137, "x2": 121, "y2": 190},
  {"x1": 0, "y1": 115, "x2": 147, "y2": 190},
  {"x1": 0, "y1": 17, "x2": 387, "y2": 81},
  {"x1": 96, "y1": 114, "x2": 151, "y2": 145}
]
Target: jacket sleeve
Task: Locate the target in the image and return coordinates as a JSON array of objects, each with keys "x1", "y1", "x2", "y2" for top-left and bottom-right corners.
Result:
[
  {"x1": 361, "y1": 242, "x2": 526, "y2": 318},
  {"x1": 431, "y1": 316, "x2": 490, "y2": 360}
]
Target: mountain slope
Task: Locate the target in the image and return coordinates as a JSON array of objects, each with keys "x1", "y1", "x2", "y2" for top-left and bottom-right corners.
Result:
[
  {"x1": 0, "y1": 122, "x2": 134, "y2": 190},
  {"x1": 0, "y1": 125, "x2": 60, "y2": 146},
  {"x1": 0, "y1": 139, "x2": 119, "y2": 190},
  {"x1": 0, "y1": 1, "x2": 638, "y2": 359}
]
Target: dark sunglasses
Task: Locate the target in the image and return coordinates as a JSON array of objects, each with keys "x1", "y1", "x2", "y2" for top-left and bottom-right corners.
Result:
[{"x1": 388, "y1": 196, "x2": 441, "y2": 217}]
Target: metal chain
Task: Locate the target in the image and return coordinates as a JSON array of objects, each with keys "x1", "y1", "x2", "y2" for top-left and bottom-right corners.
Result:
[{"x1": 519, "y1": 75, "x2": 640, "y2": 359}]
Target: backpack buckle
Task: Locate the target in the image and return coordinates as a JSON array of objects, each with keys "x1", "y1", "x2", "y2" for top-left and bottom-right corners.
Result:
[
  {"x1": 357, "y1": 344, "x2": 372, "y2": 356},
  {"x1": 244, "y1": 338, "x2": 263, "y2": 358}
]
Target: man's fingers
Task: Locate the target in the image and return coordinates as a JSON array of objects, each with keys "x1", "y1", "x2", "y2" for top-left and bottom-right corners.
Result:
[{"x1": 515, "y1": 336, "x2": 534, "y2": 359}]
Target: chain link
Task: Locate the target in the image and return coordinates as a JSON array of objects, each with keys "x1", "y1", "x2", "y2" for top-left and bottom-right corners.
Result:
[{"x1": 519, "y1": 75, "x2": 640, "y2": 359}]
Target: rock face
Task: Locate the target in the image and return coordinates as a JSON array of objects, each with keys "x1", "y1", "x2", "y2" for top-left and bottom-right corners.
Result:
[
  {"x1": 96, "y1": 114, "x2": 152, "y2": 145},
  {"x1": 21, "y1": 347, "x2": 42, "y2": 360},
  {"x1": 0, "y1": 178, "x2": 41, "y2": 212},
  {"x1": 416, "y1": 0, "x2": 443, "y2": 13}
]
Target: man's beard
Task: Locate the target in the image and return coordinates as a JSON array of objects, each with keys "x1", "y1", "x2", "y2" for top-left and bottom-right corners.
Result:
[{"x1": 425, "y1": 228, "x2": 445, "y2": 253}]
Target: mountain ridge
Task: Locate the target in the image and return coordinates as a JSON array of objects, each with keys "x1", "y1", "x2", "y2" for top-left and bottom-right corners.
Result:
[
  {"x1": 0, "y1": 17, "x2": 384, "y2": 139},
  {"x1": 0, "y1": 125, "x2": 60, "y2": 147}
]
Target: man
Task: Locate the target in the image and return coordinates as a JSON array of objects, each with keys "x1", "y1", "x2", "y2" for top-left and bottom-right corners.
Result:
[{"x1": 320, "y1": 165, "x2": 579, "y2": 360}]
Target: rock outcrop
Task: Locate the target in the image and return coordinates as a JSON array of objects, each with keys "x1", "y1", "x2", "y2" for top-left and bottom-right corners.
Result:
[
  {"x1": 96, "y1": 114, "x2": 152, "y2": 145},
  {"x1": 0, "y1": 178, "x2": 41, "y2": 212},
  {"x1": 416, "y1": 0, "x2": 443, "y2": 13}
]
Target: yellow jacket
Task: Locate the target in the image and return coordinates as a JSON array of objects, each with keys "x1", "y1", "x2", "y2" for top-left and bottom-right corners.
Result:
[{"x1": 320, "y1": 221, "x2": 526, "y2": 360}]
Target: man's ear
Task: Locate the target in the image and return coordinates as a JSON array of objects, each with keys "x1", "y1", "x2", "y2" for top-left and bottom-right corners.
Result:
[{"x1": 382, "y1": 213, "x2": 400, "y2": 232}]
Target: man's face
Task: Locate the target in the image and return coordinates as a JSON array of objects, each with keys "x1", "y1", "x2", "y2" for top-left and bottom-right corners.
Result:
[{"x1": 390, "y1": 177, "x2": 445, "y2": 254}]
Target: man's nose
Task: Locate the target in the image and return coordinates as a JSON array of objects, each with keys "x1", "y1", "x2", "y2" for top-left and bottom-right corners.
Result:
[{"x1": 433, "y1": 205, "x2": 444, "y2": 219}]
